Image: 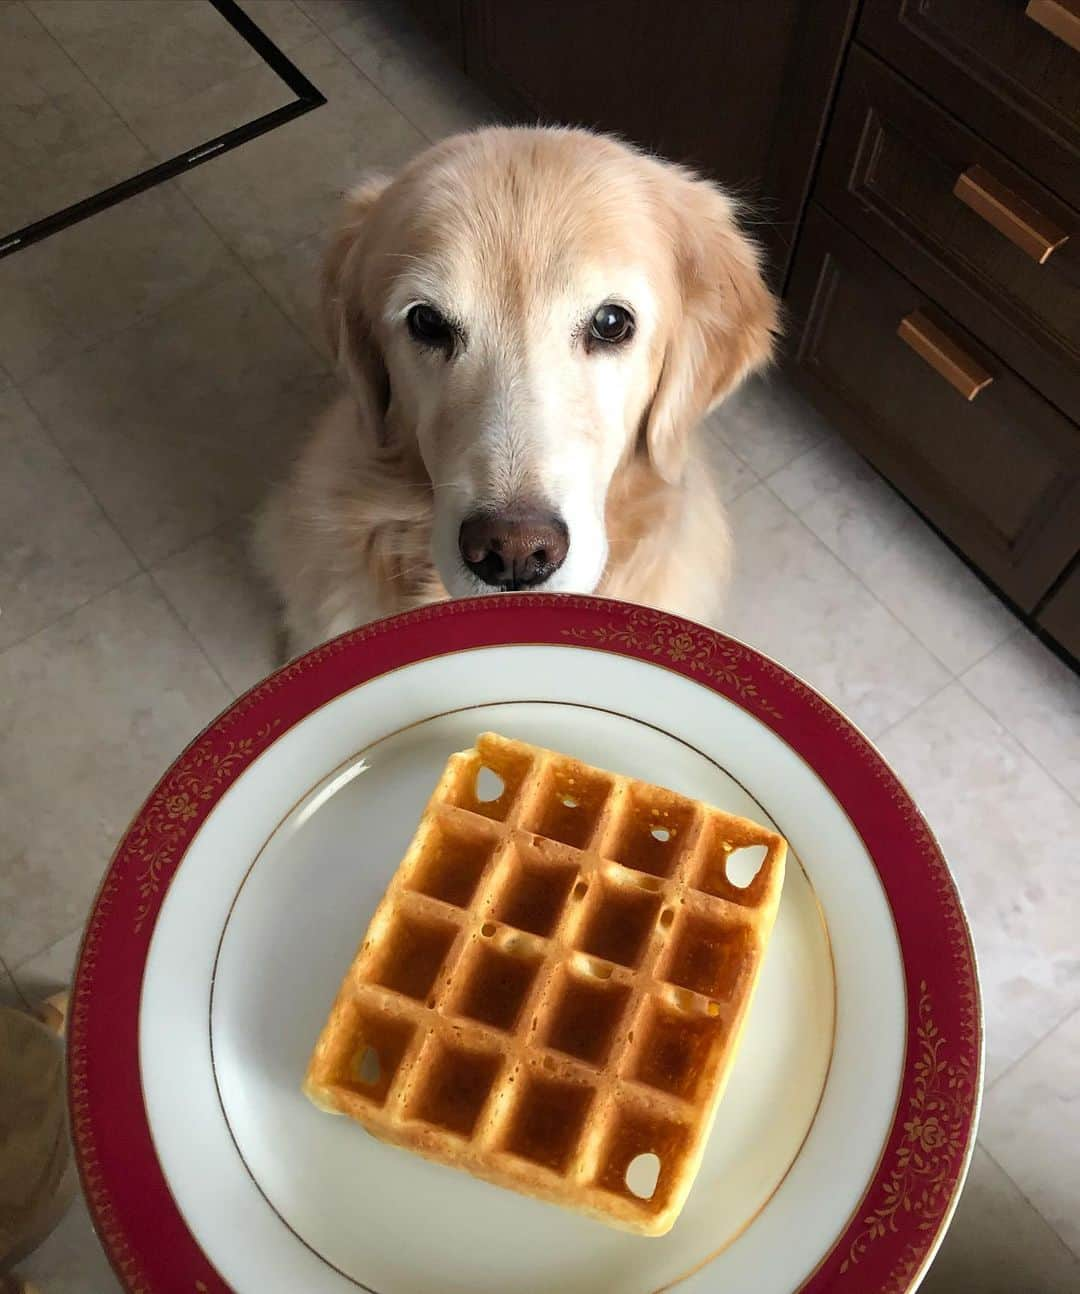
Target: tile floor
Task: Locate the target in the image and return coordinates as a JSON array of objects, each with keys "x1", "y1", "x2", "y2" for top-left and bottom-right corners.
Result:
[
  {"x1": 2, "y1": 2, "x2": 1078, "y2": 1290},
  {"x1": 0, "y1": 0, "x2": 313, "y2": 237}
]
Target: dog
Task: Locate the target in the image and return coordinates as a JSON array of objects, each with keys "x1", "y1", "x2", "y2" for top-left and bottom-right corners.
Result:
[{"x1": 256, "y1": 126, "x2": 778, "y2": 657}]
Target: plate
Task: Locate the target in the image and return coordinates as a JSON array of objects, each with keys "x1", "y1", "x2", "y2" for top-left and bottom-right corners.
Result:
[{"x1": 68, "y1": 596, "x2": 982, "y2": 1294}]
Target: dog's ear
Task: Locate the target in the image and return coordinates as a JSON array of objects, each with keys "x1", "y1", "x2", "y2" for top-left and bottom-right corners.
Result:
[
  {"x1": 321, "y1": 174, "x2": 393, "y2": 432},
  {"x1": 644, "y1": 174, "x2": 779, "y2": 484}
]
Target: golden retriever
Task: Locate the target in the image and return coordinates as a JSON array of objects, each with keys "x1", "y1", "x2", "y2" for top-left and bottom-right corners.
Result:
[{"x1": 256, "y1": 126, "x2": 778, "y2": 655}]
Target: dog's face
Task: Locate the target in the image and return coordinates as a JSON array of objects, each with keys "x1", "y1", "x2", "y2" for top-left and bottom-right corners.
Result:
[{"x1": 323, "y1": 128, "x2": 777, "y2": 597}]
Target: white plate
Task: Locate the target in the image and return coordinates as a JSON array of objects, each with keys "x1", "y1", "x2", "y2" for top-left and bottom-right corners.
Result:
[{"x1": 71, "y1": 598, "x2": 981, "y2": 1294}]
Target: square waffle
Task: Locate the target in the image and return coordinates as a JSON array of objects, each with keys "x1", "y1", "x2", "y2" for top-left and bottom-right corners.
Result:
[{"x1": 305, "y1": 733, "x2": 786, "y2": 1235}]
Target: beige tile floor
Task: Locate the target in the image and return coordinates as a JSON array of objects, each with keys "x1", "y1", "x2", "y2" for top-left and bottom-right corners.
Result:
[
  {"x1": 2, "y1": 2, "x2": 1078, "y2": 1290},
  {"x1": 0, "y1": 0, "x2": 315, "y2": 238}
]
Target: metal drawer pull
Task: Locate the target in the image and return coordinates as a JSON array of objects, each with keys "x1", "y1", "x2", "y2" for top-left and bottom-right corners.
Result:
[
  {"x1": 897, "y1": 311, "x2": 994, "y2": 402},
  {"x1": 1026, "y1": 0, "x2": 1080, "y2": 53},
  {"x1": 954, "y1": 165, "x2": 1069, "y2": 263}
]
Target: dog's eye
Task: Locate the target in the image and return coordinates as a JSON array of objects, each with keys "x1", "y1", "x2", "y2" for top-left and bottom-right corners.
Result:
[
  {"x1": 407, "y1": 304, "x2": 454, "y2": 351},
  {"x1": 589, "y1": 303, "x2": 635, "y2": 347}
]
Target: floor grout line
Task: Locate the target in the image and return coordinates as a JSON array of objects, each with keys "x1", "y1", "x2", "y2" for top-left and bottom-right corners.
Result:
[
  {"x1": 312, "y1": 2, "x2": 495, "y2": 146},
  {"x1": 25, "y1": 0, "x2": 270, "y2": 156},
  {"x1": 145, "y1": 563, "x2": 236, "y2": 701},
  {"x1": 752, "y1": 481, "x2": 961, "y2": 726},
  {"x1": 146, "y1": 565, "x2": 238, "y2": 701},
  {"x1": 955, "y1": 621, "x2": 1023, "y2": 676},
  {"x1": 979, "y1": 1141, "x2": 1080, "y2": 1264},
  {"x1": 9, "y1": 920, "x2": 85, "y2": 982},
  {"x1": 984, "y1": 1002, "x2": 1080, "y2": 1095},
  {"x1": 722, "y1": 476, "x2": 761, "y2": 508},
  {"x1": 757, "y1": 434, "x2": 827, "y2": 486},
  {"x1": 9, "y1": 217, "x2": 239, "y2": 385},
  {"x1": 0, "y1": 954, "x2": 34, "y2": 1012},
  {"x1": 762, "y1": 478, "x2": 1080, "y2": 804},
  {"x1": 10, "y1": 231, "x2": 329, "y2": 595},
  {"x1": 722, "y1": 445, "x2": 826, "y2": 488},
  {"x1": 318, "y1": 28, "x2": 438, "y2": 145},
  {"x1": 0, "y1": 564, "x2": 229, "y2": 721},
  {"x1": 953, "y1": 676, "x2": 1080, "y2": 809},
  {"x1": 15, "y1": 1, "x2": 137, "y2": 136},
  {"x1": 722, "y1": 480, "x2": 959, "y2": 747},
  {"x1": 0, "y1": 565, "x2": 145, "y2": 659},
  {"x1": 5, "y1": 382, "x2": 148, "y2": 598},
  {"x1": 870, "y1": 675, "x2": 956, "y2": 747},
  {"x1": 759, "y1": 476, "x2": 1015, "y2": 680},
  {"x1": 170, "y1": 177, "x2": 333, "y2": 366}
]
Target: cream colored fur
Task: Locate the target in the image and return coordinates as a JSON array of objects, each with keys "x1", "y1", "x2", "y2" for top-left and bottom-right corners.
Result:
[{"x1": 256, "y1": 126, "x2": 778, "y2": 656}]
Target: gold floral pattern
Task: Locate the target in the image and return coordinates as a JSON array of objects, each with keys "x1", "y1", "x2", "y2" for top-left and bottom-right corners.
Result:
[
  {"x1": 131, "y1": 723, "x2": 280, "y2": 932},
  {"x1": 748, "y1": 652, "x2": 981, "y2": 1292},
  {"x1": 839, "y1": 983, "x2": 976, "y2": 1287},
  {"x1": 561, "y1": 606, "x2": 783, "y2": 718}
]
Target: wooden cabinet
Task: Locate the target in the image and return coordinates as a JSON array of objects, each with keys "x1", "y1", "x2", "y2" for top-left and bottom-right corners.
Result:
[
  {"x1": 860, "y1": 0, "x2": 1080, "y2": 208},
  {"x1": 405, "y1": 0, "x2": 463, "y2": 61},
  {"x1": 789, "y1": 206, "x2": 1079, "y2": 610},
  {"x1": 792, "y1": 0, "x2": 1080, "y2": 658},
  {"x1": 817, "y1": 46, "x2": 1079, "y2": 422}
]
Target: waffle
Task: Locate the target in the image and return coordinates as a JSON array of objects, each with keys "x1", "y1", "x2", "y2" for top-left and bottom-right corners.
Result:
[{"x1": 305, "y1": 733, "x2": 786, "y2": 1235}]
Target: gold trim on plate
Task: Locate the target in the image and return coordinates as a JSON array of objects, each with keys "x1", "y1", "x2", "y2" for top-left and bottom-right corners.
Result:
[
  {"x1": 840, "y1": 982, "x2": 977, "y2": 1290},
  {"x1": 206, "y1": 698, "x2": 837, "y2": 1293}
]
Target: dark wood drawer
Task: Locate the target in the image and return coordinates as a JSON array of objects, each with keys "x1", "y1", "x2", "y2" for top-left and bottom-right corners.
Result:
[
  {"x1": 1039, "y1": 562, "x2": 1080, "y2": 660},
  {"x1": 787, "y1": 205, "x2": 1080, "y2": 609},
  {"x1": 860, "y1": 0, "x2": 1080, "y2": 209},
  {"x1": 817, "y1": 46, "x2": 1079, "y2": 422}
]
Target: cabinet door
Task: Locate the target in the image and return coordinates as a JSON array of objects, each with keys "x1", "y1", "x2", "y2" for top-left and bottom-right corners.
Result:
[
  {"x1": 817, "y1": 46, "x2": 1080, "y2": 422},
  {"x1": 860, "y1": 0, "x2": 1080, "y2": 208},
  {"x1": 405, "y1": 0, "x2": 463, "y2": 61},
  {"x1": 787, "y1": 205, "x2": 1080, "y2": 609},
  {"x1": 462, "y1": 0, "x2": 857, "y2": 288}
]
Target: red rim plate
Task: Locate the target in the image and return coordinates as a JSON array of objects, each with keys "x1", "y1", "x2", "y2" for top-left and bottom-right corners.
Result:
[{"x1": 68, "y1": 595, "x2": 982, "y2": 1294}]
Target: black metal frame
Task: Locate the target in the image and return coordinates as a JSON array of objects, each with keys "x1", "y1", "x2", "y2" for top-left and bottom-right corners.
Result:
[{"x1": 0, "y1": 0, "x2": 326, "y2": 261}]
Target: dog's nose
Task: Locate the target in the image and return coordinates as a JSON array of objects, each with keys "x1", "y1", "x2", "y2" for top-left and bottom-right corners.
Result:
[{"x1": 459, "y1": 510, "x2": 569, "y2": 589}]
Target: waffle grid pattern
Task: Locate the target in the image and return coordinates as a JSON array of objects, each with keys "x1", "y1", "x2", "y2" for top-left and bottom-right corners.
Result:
[{"x1": 306, "y1": 734, "x2": 786, "y2": 1234}]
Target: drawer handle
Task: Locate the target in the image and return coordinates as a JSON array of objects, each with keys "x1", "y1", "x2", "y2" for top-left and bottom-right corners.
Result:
[
  {"x1": 897, "y1": 311, "x2": 993, "y2": 402},
  {"x1": 1026, "y1": 0, "x2": 1080, "y2": 53},
  {"x1": 954, "y1": 165, "x2": 1069, "y2": 263}
]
